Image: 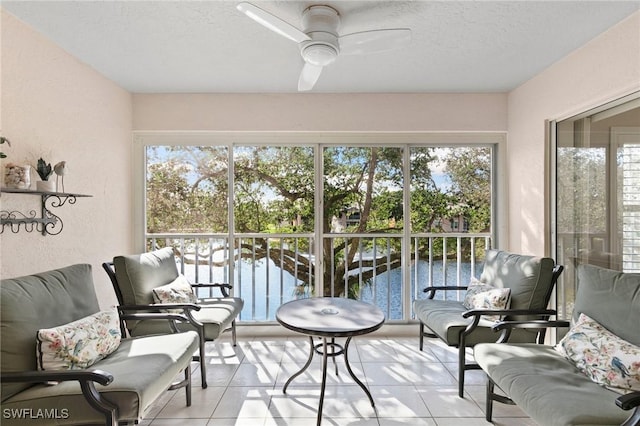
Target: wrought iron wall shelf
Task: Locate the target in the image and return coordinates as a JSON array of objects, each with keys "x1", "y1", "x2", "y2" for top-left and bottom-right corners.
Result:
[{"x1": 0, "y1": 188, "x2": 92, "y2": 235}]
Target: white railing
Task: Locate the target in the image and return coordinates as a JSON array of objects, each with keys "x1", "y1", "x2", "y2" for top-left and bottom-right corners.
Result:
[{"x1": 146, "y1": 232, "x2": 491, "y2": 322}]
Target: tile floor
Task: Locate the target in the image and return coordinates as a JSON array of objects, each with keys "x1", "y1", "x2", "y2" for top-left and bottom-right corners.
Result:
[{"x1": 140, "y1": 334, "x2": 535, "y2": 426}]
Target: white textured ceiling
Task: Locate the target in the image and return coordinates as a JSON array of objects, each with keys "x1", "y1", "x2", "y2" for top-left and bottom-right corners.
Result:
[{"x1": 3, "y1": 1, "x2": 639, "y2": 93}]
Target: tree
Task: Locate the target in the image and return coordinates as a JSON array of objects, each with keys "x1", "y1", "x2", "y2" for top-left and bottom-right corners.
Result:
[{"x1": 146, "y1": 144, "x2": 492, "y2": 299}]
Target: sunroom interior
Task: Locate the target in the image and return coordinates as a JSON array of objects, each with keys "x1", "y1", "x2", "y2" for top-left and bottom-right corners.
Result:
[{"x1": 1, "y1": 1, "x2": 639, "y2": 425}]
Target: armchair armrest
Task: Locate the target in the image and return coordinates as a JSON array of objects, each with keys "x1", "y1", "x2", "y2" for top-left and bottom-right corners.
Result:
[
  {"x1": 616, "y1": 390, "x2": 640, "y2": 426},
  {"x1": 422, "y1": 286, "x2": 468, "y2": 299},
  {"x1": 489, "y1": 317, "x2": 570, "y2": 343},
  {"x1": 2, "y1": 369, "x2": 114, "y2": 386},
  {"x1": 460, "y1": 309, "x2": 560, "y2": 340},
  {"x1": 617, "y1": 391, "x2": 640, "y2": 410},
  {"x1": 462, "y1": 308, "x2": 558, "y2": 319},
  {"x1": 2, "y1": 369, "x2": 119, "y2": 423},
  {"x1": 117, "y1": 304, "x2": 203, "y2": 333},
  {"x1": 118, "y1": 303, "x2": 201, "y2": 312},
  {"x1": 190, "y1": 282, "x2": 233, "y2": 297}
]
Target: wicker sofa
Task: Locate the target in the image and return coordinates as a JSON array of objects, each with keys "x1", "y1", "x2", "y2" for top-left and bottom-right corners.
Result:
[
  {"x1": 1, "y1": 264, "x2": 199, "y2": 425},
  {"x1": 475, "y1": 264, "x2": 640, "y2": 426}
]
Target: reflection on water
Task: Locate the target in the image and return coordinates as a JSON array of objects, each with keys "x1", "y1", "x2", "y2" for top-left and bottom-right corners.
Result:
[{"x1": 184, "y1": 260, "x2": 483, "y2": 321}]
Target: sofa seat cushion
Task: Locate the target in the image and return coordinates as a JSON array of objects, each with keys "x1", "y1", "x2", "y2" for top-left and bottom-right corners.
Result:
[
  {"x1": 2, "y1": 331, "x2": 198, "y2": 424},
  {"x1": 475, "y1": 342, "x2": 629, "y2": 426},
  {"x1": 130, "y1": 297, "x2": 244, "y2": 341},
  {"x1": 413, "y1": 299, "x2": 537, "y2": 346}
]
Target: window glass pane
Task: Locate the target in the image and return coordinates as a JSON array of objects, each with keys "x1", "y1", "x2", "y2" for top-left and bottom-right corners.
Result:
[
  {"x1": 322, "y1": 147, "x2": 404, "y2": 307},
  {"x1": 142, "y1": 137, "x2": 498, "y2": 322},
  {"x1": 409, "y1": 146, "x2": 492, "y2": 304},
  {"x1": 233, "y1": 146, "x2": 314, "y2": 233},
  {"x1": 410, "y1": 146, "x2": 491, "y2": 234},
  {"x1": 146, "y1": 145, "x2": 228, "y2": 233},
  {"x1": 323, "y1": 146, "x2": 404, "y2": 233}
]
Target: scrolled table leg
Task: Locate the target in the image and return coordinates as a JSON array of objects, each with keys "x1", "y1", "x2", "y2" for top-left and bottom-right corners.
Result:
[
  {"x1": 283, "y1": 335, "x2": 315, "y2": 394},
  {"x1": 344, "y1": 336, "x2": 375, "y2": 407}
]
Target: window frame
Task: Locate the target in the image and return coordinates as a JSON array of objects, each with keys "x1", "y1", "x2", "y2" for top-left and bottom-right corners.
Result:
[{"x1": 133, "y1": 131, "x2": 507, "y2": 322}]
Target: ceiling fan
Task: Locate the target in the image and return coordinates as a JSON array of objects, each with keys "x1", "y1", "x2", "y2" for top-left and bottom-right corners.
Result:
[{"x1": 237, "y1": 2, "x2": 412, "y2": 91}]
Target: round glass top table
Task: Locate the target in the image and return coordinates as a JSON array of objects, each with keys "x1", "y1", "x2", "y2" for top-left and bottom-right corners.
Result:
[{"x1": 276, "y1": 297, "x2": 385, "y2": 426}]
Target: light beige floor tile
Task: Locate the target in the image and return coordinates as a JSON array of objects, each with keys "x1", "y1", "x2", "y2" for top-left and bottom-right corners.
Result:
[
  {"x1": 268, "y1": 388, "x2": 324, "y2": 418},
  {"x1": 361, "y1": 362, "x2": 411, "y2": 386},
  {"x1": 402, "y1": 362, "x2": 458, "y2": 386},
  {"x1": 206, "y1": 341, "x2": 245, "y2": 365},
  {"x1": 379, "y1": 418, "x2": 437, "y2": 425},
  {"x1": 229, "y1": 362, "x2": 280, "y2": 387},
  {"x1": 156, "y1": 386, "x2": 224, "y2": 419},
  {"x1": 391, "y1": 341, "x2": 441, "y2": 363},
  {"x1": 240, "y1": 341, "x2": 287, "y2": 364},
  {"x1": 149, "y1": 336, "x2": 536, "y2": 425},
  {"x1": 268, "y1": 385, "x2": 377, "y2": 419},
  {"x1": 433, "y1": 418, "x2": 492, "y2": 425},
  {"x1": 194, "y1": 363, "x2": 240, "y2": 387},
  {"x1": 416, "y1": 386, "x2": 484, "y2": 417},
  {"x1": 355, "y1": 339, "x2": 401, "y2": 362},
  {"x1": 208, "y1": 418, "x2": 265, "y2": 426},
  {"x1": 369, "y1": 385, "x2": 432, "y2": 418},
  {"x1": 276, "y1": 361, "x2": 363, "y2": 386},
  {"x1": 211, "y1": 386, "x2": 273, "y2": 419},
  {"x1": 150, "y1": 419, "x2": 210, "y2": 426},
  {"x1": 442, "y1": 362, "x2": 487, "y2": 386},
  {"x1": 490, "y1": 419, "x2": 538, "y2": 426}
]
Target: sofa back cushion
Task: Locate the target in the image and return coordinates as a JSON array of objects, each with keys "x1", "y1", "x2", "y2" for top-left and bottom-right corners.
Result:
[
  {"x1": 574, "y1": 264, "x2": 640, "y2": 346},
  {"x1": 480, "y1": 249, "x2": 555, "y2": 312},
  {"x1": 113, "y1": 247, "x2": 180, "y2": 306},
  {"x1": 1, "y1": 264, "x2": 99, "y2": 401}
]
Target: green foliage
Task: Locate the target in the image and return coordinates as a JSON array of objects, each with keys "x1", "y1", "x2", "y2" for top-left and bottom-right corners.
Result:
[
  {"x1": 145, "y1": 144, "x2": 492, "y2": 298},
  {"x1": 36, "y1": 158, "x2": 53, "y2": 181}
]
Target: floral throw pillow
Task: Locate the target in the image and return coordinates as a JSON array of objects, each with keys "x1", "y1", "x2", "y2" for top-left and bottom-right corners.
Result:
[
  {"x1": 152, "y1": 275, "x2": 197, "y2": 313},
  {"x1": 555, "y1": 313, "x2": 640, "y2": 394},
  {"x1": 36, "y1": 309, "x2": 121, "y2": 370},
  {"x1": 462, "y1": 277, "x2": 511, "y2": 322}
]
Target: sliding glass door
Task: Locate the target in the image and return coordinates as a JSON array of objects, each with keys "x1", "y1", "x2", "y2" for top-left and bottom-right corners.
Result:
[{"x1": 553, "y1": 94, "x2": 640, "y2": 318}]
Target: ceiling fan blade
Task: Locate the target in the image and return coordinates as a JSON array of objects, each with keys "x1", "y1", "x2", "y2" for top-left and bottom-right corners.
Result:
[
  {"x1": 298, "y1": 63, "x2": 323, "y2": 91},
  {"x1": 237, "y1": 2, "x2": 310, "y2": 43},
  {"x1": 339, "y1": 28, "x2": 412, "y2": 55}
]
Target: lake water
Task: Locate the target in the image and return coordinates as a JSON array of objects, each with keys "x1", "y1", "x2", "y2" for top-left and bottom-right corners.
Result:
[{"x1": 186, "y1": 259, "x2": 483, "y2": 321}]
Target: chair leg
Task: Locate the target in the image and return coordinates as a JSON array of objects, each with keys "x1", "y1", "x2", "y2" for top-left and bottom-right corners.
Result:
[
  {"x1": 458, "y1": 345, "x2": 466, "y2": 398},
  {"x1": 458, "y1": 332, "x2": 467, "y2": 398},
  {"x1": 232, "y1": 319, "x2": 237, "y2": 346},
  {"x1": 185, "y1": 364, "x2": 192, "y2": 407},
  {"x1": 419, "y1": 322, "x2": 424, "y2": 351},
  {"x1": 486, "y1": 377, "x2": 495, "y2": 421},
  {"x1": 198, "y1": 328, "x2": 208, "y2": 389}
]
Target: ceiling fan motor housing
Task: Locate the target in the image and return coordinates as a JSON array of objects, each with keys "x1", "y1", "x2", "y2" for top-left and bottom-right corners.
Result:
[{"x1": 300, "y1": 5, "x2": 340, "y2": 66}]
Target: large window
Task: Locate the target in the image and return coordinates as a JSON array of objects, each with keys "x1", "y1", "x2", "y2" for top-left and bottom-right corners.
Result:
[
  {"x1": 137, "y1": 134, "x2": 500, "y2": 322},
  {"x1": 553, "y1": 94, "x2": 640, "y2": 318}
]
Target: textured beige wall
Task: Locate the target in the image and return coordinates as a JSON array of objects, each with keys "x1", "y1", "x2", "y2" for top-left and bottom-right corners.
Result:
[
  {"x1": 507, "y1": 11, "x2": 640, "y2": 256},
  {"x1": 0, "y1": 9, "x2": 133, "y2": 307},
  {"x1": 133, "y1": 93, "x2": 508, "y2": 132}
]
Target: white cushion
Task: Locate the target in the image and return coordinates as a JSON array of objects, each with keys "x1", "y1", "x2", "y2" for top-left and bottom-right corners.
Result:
[
  {"x1": 152, "y1": 275, "x2": 197, "y2": 313},
  {"x1": 36, "y1": 309, "x2": 121, "y2": 370},
  {"x1": 555, "y1": 312, "x2": 640, "y2": 394},
  {"x1": 462, "y1": 277, "x2": 511, "y2": 321}
]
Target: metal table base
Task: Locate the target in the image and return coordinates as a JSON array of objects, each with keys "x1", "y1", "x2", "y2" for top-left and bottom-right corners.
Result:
[{"x1": 282, "y1": 335, "x2": 375, "y2": 426}]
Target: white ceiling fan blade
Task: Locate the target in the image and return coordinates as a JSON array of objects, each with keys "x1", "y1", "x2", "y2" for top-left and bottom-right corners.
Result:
[
  {"x1": 237, "y1": 2, "x2": 310, "y2": 43},
  {"x1": 339, "y1": 28, "x2": 412, "y2": 55},
  {"x1": 298, "y1": 63, "x2": 323, "y2": 91}
]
